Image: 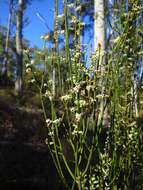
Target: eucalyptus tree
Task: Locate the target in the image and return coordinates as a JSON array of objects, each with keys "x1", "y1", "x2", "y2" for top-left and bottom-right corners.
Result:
[
  {"x1": 15, "y1": 0, "x2": 25, "y2": 95},
  {"x1": 94, "y1": 0, "x2": 105, "y2": 52},
  {"x1": 1, "y1": 0, "x2": 13, "y2": 85},
  {"x1": 93, "y1": 0, "x2": 109, "y2": 128}
]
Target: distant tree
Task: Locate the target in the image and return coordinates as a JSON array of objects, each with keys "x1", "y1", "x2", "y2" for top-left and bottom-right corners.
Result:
[
  {"x1": 0, "y1": 25, "x2": 16, "y2": 86},
  {"x1": 15, "y1": 0, "x2": 25, "y2": 95},
  {"x1": 1, "y1": 0, "x2": 14, "y2": 86},
  {"x1": 0, "y1": 24, "x2": 30, "y2": 86},
  {"x1": 0, "y1": 27, "x2": 6, "y2": 64}
]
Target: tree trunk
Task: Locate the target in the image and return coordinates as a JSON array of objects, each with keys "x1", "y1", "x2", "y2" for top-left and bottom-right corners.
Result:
[
  {"x1": 94, "y1": 0, "x2": 105, "y2": 52},
  {"x1": 15, "y1": 0, "x2": 24, "y2": 95},
  {"x1": 94, "y1": 0, "x2": 108, "y2": 127},
  {"x1": 2, "y1": 0, "x2": 13, "y2": 86}
]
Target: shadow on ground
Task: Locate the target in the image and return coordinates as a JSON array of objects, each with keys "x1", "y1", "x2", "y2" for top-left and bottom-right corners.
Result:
[{"x1": 0, "y1": 100, "x2": 65, "y2": 190}]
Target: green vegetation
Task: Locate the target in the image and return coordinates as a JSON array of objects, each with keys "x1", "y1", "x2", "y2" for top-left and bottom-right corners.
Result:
[
  {"x1": 25, "y1": 1, "x2": 143, "y2": 189},
  {"x1": 0, "y1": 0, "x2": 143, "y2": 189}
]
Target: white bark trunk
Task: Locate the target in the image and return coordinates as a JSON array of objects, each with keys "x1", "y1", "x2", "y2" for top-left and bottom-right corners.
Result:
[
  {"x1": 94, "y1": 0, "x2": 108, "y2": 127},
  {"x1": 94, "y1": 0, "x2": 105, "y2": 52}
]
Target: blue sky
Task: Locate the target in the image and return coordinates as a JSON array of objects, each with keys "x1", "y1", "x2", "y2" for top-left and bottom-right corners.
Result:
[
  {"x1": 0, "y1": 0, "x2": 63, "y2": 48},
  {"x1": 0, "y1": 0, "x2": 93, "y2": 67}
]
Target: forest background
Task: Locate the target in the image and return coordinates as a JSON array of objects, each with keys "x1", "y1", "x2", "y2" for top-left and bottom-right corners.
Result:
[{"x1": 0, "y1": 0, "x2": 143, "y2": 189}]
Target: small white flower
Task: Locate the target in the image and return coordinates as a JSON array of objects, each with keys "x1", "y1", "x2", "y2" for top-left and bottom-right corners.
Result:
[
  {"x1": 26, "y1": 68, "x2": 31, "y2": 73},
  {"x1": 25, "y1": 63, "x2": 31, "y2": 68},
  {"x1": 72, "y1": 128, "x2": 83, "y2": 136},
  {"x1": 67, "y1": 3, "x2": 74, "y2": 8},
  {"x1": 61, "y1": 57, "x2": 66, "y2": 61},
  {"x1": 49, "y1": 142, "x2": 54, "y2": 145},
  {"x1": 114, "y1": 36, "x2": 121, "y2": 43},
  {"x1": 41, "y1": 34, "x2": 50, "y2": 41},
  {"x1": 44, "y1": 35, "x2": 50, "y2": 40},
  {"x1": 30, "y1": 59, "x2": 35, "y2": 65},
  {"x1": 70, "y1": 107, "x2": 76, "y2": 113},
  {"x1": 49, "y1": 96, "x2": 53, "y2": 101},
  {"x1": 48, "y1": 131, "x2": 54, "y2": 137},
  {"x1": 37, "y1": 51, "x2": 43, "y2": 56},
  {"x1": 73, "y1": 85, "x2": 80, "y2": 93},
  {"x1": 46, "y1": 118, "x2": 52, "y2": 125},
  {"x1": 53, "y1": 118, "x2": 62, "y2": 125},
  {"x1": 75, "y1": 52, "x2": 80, "y2": 59},
  {"x1": 44, "y1": 83, "x2": 47, "y2": 87},
  {"x1": 48, "y1": 80, "x2": 52, "y2": 85},
  {"x1": 128, "y1": 134, "x2": 133, "y2": 140},
  {"x1": 57, "y1": 14, "x2": 64, "y2": 19},
  {"x1": 74, "y1": 99, "x2": 87, "y2": 108},
  {"x1": 96, "y1": 94, "x2": 103, "y2": 99},
  {"x1": 71, "y1": 16, "x2": 77, "y2": 24},
  {"x1": 80, "y1": 22, "x2": 85, "y2": 27},
  {"x1": 86, "y1": 85, "x2": 92, "y2": 92},
  {"x1": 71, "y1": 130, "x2": 77, "y2": 135},
  {"x1": 71, "y1": 57, "x2": 75, "y2": 62},
  {"x1": 90, "y1": 97, "x2": 96, "y2": 103},
  {"x1": 75, "y1": 5, "x2": 82, "y2": 12},
  {"x1": 60, "y1": 30, "x2": 65, "y2": 34},
  {"x1": 78, "y1": 131, "x2": 83, "y2": 135},
  {"x1": 80, "y1": 90, "x2": 85, "y2": 96},
  {"x1": 79, "y1": 100, "x2": 87, "y2": 107},
  {"x1": 61, "y1": 94, "x2": 72, "y2": 102},
  {"x1": 44, "y1": 90, "x2": 50, "y2": 97},
  {"x1": 44, "y1": 91, "x2": 53, "y2": 101},
  {"x1": 83, "y1": 67, "x2": 88, "y2": 73},
  {"x1": 66, "y1": 77, "x2": 72, "y2": 82},
  {"x1": 41, "y1": 35, "x2": 44, "y2": 40},
  {"x1": 24, "y1": 49, "x2": 29, "y2": 53},
  {"x1": 45, "y1": 138, "x2": 48, "y2": 144},
  {"x1": 94, "y1": 69, "x2": 101, "y2": 73},
  {"x1": 96, "y1": 94, "x2": 109, "y2": 99},
  {"x1": 31, "y1": 79, "x2": 35, "y2": 83},
  {"x1": 75, "y1": 113, "x2": 82, "y2": 123}
]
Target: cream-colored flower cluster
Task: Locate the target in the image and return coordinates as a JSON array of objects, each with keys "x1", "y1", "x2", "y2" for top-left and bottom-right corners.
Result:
[
  {"x1": 60, "y1": 94, "x2": 72, "y2": 102},
  {"x1": 40, "y1": 34, "x2": 50, "y2": 41},
  {"x1": 25, "y1": 58, "x2": 35, "y2": 74},
  {"x1": 71, "y1": 123, "x2": 83, "y2": 136},
  {"x1": 46, "y1": 118, "x2": 62, "y2": 127}
]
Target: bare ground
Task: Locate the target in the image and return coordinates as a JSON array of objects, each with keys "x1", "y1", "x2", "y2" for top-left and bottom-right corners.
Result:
[{"x1": 0, "y1": 99, "x2": 65, "y2": 190}]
